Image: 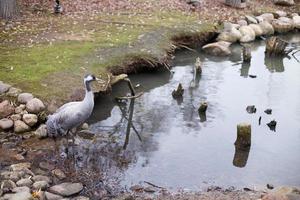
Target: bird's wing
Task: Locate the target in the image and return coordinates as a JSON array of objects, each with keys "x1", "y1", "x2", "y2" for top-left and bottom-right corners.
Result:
[
  {"x1": 55, "y1": 101, "x2": 80, "y2": 113},
  {"x1": 55, "y1": 106, "x2": 87, "y2": 130}
]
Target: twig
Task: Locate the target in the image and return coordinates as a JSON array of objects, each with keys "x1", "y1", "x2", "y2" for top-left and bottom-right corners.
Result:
[{"x1": 144, "y1": 181, "x2": 165, "y2": 189}]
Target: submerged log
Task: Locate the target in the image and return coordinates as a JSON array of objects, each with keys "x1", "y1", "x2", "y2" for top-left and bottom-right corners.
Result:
[
  {"x1": 242, "y1": 46, "x2": 251, "y2": 63},
  {"x1": 265, "y1": 36, "x2": 289, "y2": 56},
  {"x1": 234, "y1": 123, "x2": 251, "y2": 149},
  {"x1": 172, "y1": 83, "x2": 184, "y2": 98}
]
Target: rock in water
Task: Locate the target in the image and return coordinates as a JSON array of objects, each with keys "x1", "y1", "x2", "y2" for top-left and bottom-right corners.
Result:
[
  {"x1": 246, "y1": 105, "x2": 256, "y2": 114},
  {"x1": 0, "y1": 118, "x2": 14, "y2": 130},
  {"x1": 267, "y1": 120, "x2": 277, "y2": 131},
  {"x1": 202, "y1": 41, "x2": 232, "y2": 56},
  {"x1": 17, "y1": 93, "x2": 34, "y2": 104},
  {"x1": 49, "y1": 182, "x2": 83, "y2": 197},
  {"x1": 26, "y1": 98, "x2": 45, "y2": 114},
  {"x1": 194, "y1": 57, "x2": 202, "y2": 74},
  {"x1": 235, "y1": 123, "x2": 251, "y2": 148},
  {"x1": 0, "y1": 100, "x2": 14, "y2": 119},
  {"x1": 172, "y1": 83, "x2": 184, "y2": 98},
  {"x1": 264, "y1": 109, "x2": 272, "y2": 114}
]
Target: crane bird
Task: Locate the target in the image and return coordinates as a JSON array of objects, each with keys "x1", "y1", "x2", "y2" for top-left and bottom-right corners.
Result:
[{"x1": 46, "y1": 74, "x2": 104, "y2": 137}]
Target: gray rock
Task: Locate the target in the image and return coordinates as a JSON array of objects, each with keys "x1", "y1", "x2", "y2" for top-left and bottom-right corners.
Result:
[
  {"x1": 257, "y1": 13, "x2": 274, "y2": 22},
  {"x1": 245, "y1": 15, "x2": 258, "y2": 24},
  {"x1": 274, "y1": 10, "x2": 287, "y2": 18},
  {"x1": 22, "y1": 114, "x2": 38, "y2": 127},
  {"x1": 14, "y1": 104, "x2": 26, "y2": 114},
  {"x1": 293, "y1": 16, "x2": 300, "y2": 29},
  {"x1": 249, "y1": 24, "x2": 263, "y2": 37},
  {"x1": 49, "y1": 182, "x2": 83, "y2": 197},
  {"x1": 0, "y1": 118, "x2": 13, "y2": 130},
  {"x1": 291, "y1": 13, "x2": 299, "y2": 17},
  {"x1": 10, "y1": 114, "x2": 22, "y2": 121},
  {"x1": 237, "y1": 19, "x2": 247, "y2": 26},
  {"x1": 274, "y1": 0, "x2": 295, "y2": 6},
  {"x1": 239, "y1": 25, "x2": 256, "y2": 43},
  {"x1": 26, "y1": 98, "x2": 45, "y2": 114},
  {"x1": 17, "y1": 93, "x2": 34, "y2": 104},
  {"x1": 35, "y1": 124, "x2": 48, "y2": 139},
  {"x1": 12, "y1": 186, "x2": 30, "y2": 193},
  {"x1": 32, "y1": 175, "x2": 51, "y2": 184},
  {"x1": 259, "y1": 21, "x2": 275, "y2": 35},
  {"x1": 45, "y1": 191, "x2": 63, "y2": 200},
  {"x1": 217, "y1": 26, "x2": 242, "y2": 43},
  {"x1": 10, "y1": 162, "x2": 31, "y2": 171},
  {"x1": 51, "y1": 169, "x2": 66, "y2": 180},
  {"x1": 72, "y1": 196, "x2": 89, "y2": 200},
  {"x1": 0, "y1": 100, "x2": 14, "y2": 119},
  {"x1": 14, "y1": 120, "x2": 30, "y2": 133},
  {"x1": 202, "y1": 41, "x2": 231, "y2": 56},
  {"x1": 6, "y1": 87, "x2": 22, "y2": 97},
  {"x1": 1, "y1": 180, "x2": 16, "y2": 192},
  {"x1": 0, "y1": 81, "x2": 11, "y2": 95},
  {"x1": 33, "y1": 181, "x2": 49, "y2": 190},
  {"x1": 272, "y1": 17, "x2": 294, "y2": 33},
  {"x1": 2, "y1": 191, "x2": 32, "y2": 200},
  {"x1": 16, "y1": 178, "x2": 32, "y2": 187},
  {"x1": 39, "y1": 161, "x2": 55, "y2": 171}
]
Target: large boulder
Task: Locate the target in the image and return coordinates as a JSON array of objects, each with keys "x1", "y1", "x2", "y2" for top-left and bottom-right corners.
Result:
[
  {"x1": 49, "y1": 182, "x2": 83, "y2": 197},
  {"x1": 259, "y1": 21, "x2": 275, "y2": 35},
  {"x1": 274, "y1": 0, "x2": 295, "y2": 6},
  {"x1": 17, "y1": 93, "x2": 34, "y2": 104},
  {"x1": 0, "y1": 118, "x2": 14, "y2": 130},
  {"x1": 272, "y1": 17, "x2": 294, "y2": 33},
  {"x1": 26, "y1": 98, "x2": 45, "y2": 114},
  {"x1": 0, "y1": 81, "x2": 11, "y2": 95},
  {"x1": 293, "y1": 16, "x2": 300, "y2": 29},
  {"x1": 239, "y1": 26, "x2": 256, "y2": 43},
  {"x1": 257, "y1": 13, "x2": 274, "y2": 23},
  {"x1": 217, "y1": 23, "x2": 242, "y2": 43},
  {"x1": 249, "y1": 24, "x2": 264, "y2": 37},
  {"x1": 202, "y1": 41, "x2": 231, "y2": 56},
  {"x1": 0, "y1": 100, "x2": 14, "y2": 119},
  {"x1": 22, "y1": 114, "x2": 38, "y2": 127},
  {"x1": 14, "y1": 120, "x2": 31, "y2": 133}
]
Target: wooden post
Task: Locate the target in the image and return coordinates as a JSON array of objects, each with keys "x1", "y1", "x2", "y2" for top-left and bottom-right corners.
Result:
[
  {"x1": 233, "y1": 145, "x2": 250, "y2": 168},
  {"x1": 234, "y1": 123, "x2": 251, "y2": 149},
  {"x1": 265, "y1": 37, "x2": 289, "y2": 56},
  {"x1": 198, "y1": 102, "x2": 208, "y2": 113},
  {"x1": 242, "y1": 46, "x2": 251, "y2": 63},
  {"x1": 172, "y1": 83, "x2": 184, "y2": 98}
]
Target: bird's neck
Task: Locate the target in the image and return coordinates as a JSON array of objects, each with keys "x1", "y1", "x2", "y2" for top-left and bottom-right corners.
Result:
[{"x1": 83, "y1": 81, "x2": 94, "y2": 103}]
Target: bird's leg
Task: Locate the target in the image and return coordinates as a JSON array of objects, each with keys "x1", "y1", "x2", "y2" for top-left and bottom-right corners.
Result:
[{"x1": 65, "y1": 129, "x2": 70, "y2": 156}]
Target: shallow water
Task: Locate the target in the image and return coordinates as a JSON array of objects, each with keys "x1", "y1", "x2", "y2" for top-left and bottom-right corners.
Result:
[{"x1": 89, "y1": 33, "x2": 300, "y2": 190}]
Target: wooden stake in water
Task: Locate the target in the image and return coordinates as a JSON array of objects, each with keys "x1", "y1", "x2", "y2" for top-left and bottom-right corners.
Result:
[
  {"x1": 234, "y1": 123, "x2": 251, "y2": 148},
  {"x1": 242, "y1": 46, "x2": 251, "y2": 63}
]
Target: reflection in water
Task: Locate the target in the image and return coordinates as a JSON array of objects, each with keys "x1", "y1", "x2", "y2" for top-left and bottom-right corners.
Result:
[
  {"x1": 233, "y1": 146, "x2": 251, "y2": 168},
  {"x1": 265, "y1": 55, "x2": 285, "y2": 73},
  {"x1": 240, "y1": 62, "x2": 251, "y2": 77},
  {"x1": 198, "y1": 111, "x2": 207, "y2": 122}
]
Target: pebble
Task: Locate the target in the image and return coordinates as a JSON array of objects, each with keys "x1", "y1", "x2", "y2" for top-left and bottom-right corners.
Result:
[
  {"x1": 6, "y1": 87, "x2": 22, "y2": 97},
  {"x1": 51, "y1": 169, "x2": 66, "y2": 180},
  {"x1": 22, "y1": 113, "x2": 38, "y2": 127},
  {"x1": 17, "y1": 93, "x2": 34, "y2": 104},
  {"x1": 49, "y1": 182, "x2": 83, "y2": 197},
  {"x1": 32, "y1": 175, "x2": 51, "y2": 184},
  {"x1": 14, "y1": 120, "x2": 31, "y2": 133},
  {"x1": 12, "y1": 186, "x2": 31, "y2": 193},
  {"x1": 267, "y1": 183, "x2": 274, "y2": 189},
  {"x1": 39, "y1": 161, "x2": 55, "y2": 171},
  {"x1": 16, "y1": 178, "x2": 33, "y2": 187},
  {"x1": 32, "y1": 180, "x2": 49, "y2": 190},
  {"x1": 0, "y1": 100, "x2": 14, "y2": 119},
  {"x1": 0, "y1": 118, "x2": 14, "y2": 130},
  {"x1": 14, "y1": 154, "x2": 25, "y2": 161},
  {"x1": 14, "y1": 104, "x2": 26, "y2": 114},
  {"x1": 10, "y1": 114, "x2": 22, "y2": 121},
  {"x1": 1, "y1": 180, "x2": 16, "y2": 192},
  {"x1": 26, "y1": 98, "x2": 45, "y2": 114},
  {"x1": 10, "y1": 162, "x2": 31, "y2": 171},
  {"x1": 45, "y1": 191, "x2": 63, "y2": 200}
]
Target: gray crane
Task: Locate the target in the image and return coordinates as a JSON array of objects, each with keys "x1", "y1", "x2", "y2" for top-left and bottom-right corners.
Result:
[{"x1": 46, "y1": 74, "x2": 104, "y2": 137}]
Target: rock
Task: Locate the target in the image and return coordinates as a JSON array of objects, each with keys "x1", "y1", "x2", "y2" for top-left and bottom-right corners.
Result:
[
  {"x1": 39, "y1": 161, "x2": 55, "y2": 171},
  {"x1": 259, "y1": 21, "x2": 275, "y2": 35},
  {"x1": 239, "y1": 26, "x2": 256, "y2": 43},
  {"x1": 0, "y1": 118, "x2": 13, "y2": 130},
  {"x1": 35, "y1": 124, "x2": 48, "y2": 139},
  {"x1": 17, "y1": 93, "x2": 34, "y2": 104},
  {"x1": 1, "y1": 180, "x2": 16, "y2": 192},
  {"x1": 246, "y1": 105, "x2": 257, "y2": 114},
  {"x1": 14, "y1": 154, "x2": 25, "y2": 161},
  {"x1": 272, "y1": 17, "x2": 294, "y2": 33},
  {"x1": 217, "y1": 26, "x2": 242, "y2": 43},
  {"x1": 293, "y1": 16, "x2": 300, "y2": 29},
  {"x1": 237, "y1": 19, "x2": 247, "y2": 26},
  {"x1": 0, "y1": 100, "x2": 14, "y2": 119},
  {"x1": 10, "y1": 114, "x2": 22, "y2": 121},
  {"x1": 80, "y1": 123, "x2": 89, "y2": 130},
  {"x1": 202, "y1": 41, "x2": 231, "y2": 56},
  {"x1": 49, "y1": 182, "x2": 83, "y2": 197},
  {"x1": 32, "y1": 181, "x2": 49, "y2": 190},
  {"x1": 144, "y1": 186, "x2": 156, "y2": 193},
  {"x1": 172, "y1": 83, "x2": 184, "y2": 98},
  {"x1": 3, "y1": 191, "x2": 32, "y2": 200},
  {"x1": 249, "y1": 75, "x2": 257, "y2": 78},
  {"x1": 6, "y1": 87, "x2": 22, "y2": 97},
  {"x1": 72, "y1": 196, "x2": 90, "y2": 200},
  {"x1": 245, "y1": 15, "x2": 258, "y2": 24},
  {"x1": 26, "y1": 98, "x2": 45, "y2": 114},
  {"x1": 274, "y1": 10, "x2": 287, "y2": 18},
  {"x1": 51, "y1": 169, "x2": 66, "y2": 180},
  {"x1": 16, "y1": 178, "x2": 33, "y2": 187},
  {"x1": 32, "y1": 175, "x2": 51, "y2": 184},
  {"x1": 12, "y1": 186, "x2": 30, "y2": 193},
  {"x1": 274, "y1": 0, "x2": 295, "y2": 6},
  {"x1": 45, "y1": 191, "x2": 63, "y2": 200},
  {"x1": 267, "y1": 120, "x2": 277, "y2": 131},
  {"x1": 0, "y1": 81, "x2": 11, "y2": 95},
  {"x1": 264, "y1": 109, "x2": 272, "y2": 114},
  {"x1": 291, "y1": 13, "x2": 298, "y2": 17},
  {"x1": 22, "y1": 114, "x2": 38, "y2": 127},
  {"x1": 14, "y1": 105, "x2": 26, "y2": 114},
  {"x1": 14, "y1": 120, "x2": 30, "y2": 133},
  {"x1": 258, "y1": 13, "x2": 274, "y2": 22},
  {"x1": 249, "y1": 24, "x2": 263, "y2": 37},
  {"x1": 262, "y1": 186, "x2": 300, "y2": 200},
  {"x1": 10, "y1": 162, "x2": 31, "y2": 171},
  {"x1": 267, "y1": 184, "x2": 274, "y2": 189}
]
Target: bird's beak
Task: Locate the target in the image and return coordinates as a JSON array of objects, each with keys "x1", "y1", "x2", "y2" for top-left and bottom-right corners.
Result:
[{"x1": 96, "y1": 77, "x2": 106, "y2": 84}]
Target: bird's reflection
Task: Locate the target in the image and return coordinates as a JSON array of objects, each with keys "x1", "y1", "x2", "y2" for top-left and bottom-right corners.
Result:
[{"x1": 232, "y1": 145, "x2": 251, "y2": 168}]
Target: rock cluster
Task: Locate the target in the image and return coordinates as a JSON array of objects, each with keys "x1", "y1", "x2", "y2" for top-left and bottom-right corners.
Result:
[
  {"x1": 0, "y1": 86, "x2": 46, "y2": 134},
  {"x1": 203, "y1": 11, "x2": 299, "y2": 56},
  {"x1": 0, "y1": 162, "x2": 88, "y2": 199}
]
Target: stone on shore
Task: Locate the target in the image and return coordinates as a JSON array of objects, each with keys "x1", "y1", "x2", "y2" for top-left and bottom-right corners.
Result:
[
  {"x1": 293, "y1": 16, "x2": 300, "y2": 29},
  {"x1": 10, "y1": 162, "x2": 31, "y2": 171},
  {"x1": 22, "y1": 114, "x2": 38, "y2": 127},
  {"x1": 26, "y1": 98, "x2": 45, "y2": 114},
  {"x1": 202, "y1": 41, "x2": 231, "y2": 56},
  {"x1": 14, "y1": 120, "x2": 31, "y2": 133},
  {"x1": 272, "y1": 17, "x2": 294, "y2": 33},
  {"x1": 237, "y1": 19, "x2": 247, "y2": 26},
  {"x1": 257, "y1": 13, "x2": 274, "y2": 23},
  {"x1": 259, "y1": 21, "x2": 275, "y2": 35},
  {"x1": 274, "y1": 10, "x2": 287, "y2": 18},
  {"x1": 0, "y1": 118, "x2": 14, "y2": 130},
  {"x1": 10, "y1": 114, "x2": 22, "y2": 121},
  {"x1": 0, "y1": 100, "x2": 14, "y2": 119},
  {"x1": 0, "y1": 81, "x2": 11, "y2": 95},
  {"x1": 17, "y1": 93, "x2": 34, "y2": 104},
  {"x1": 249, "y1": 24, "x2": 263, "y2": 37},
  {"x1": 239, "y1": 26, "x2": 256, "y2": 43},
  {"x1": 1, "y1": 180, "x2": 16, "y2": 192},
  {"x1": 245, "y1": 15, "x2": 258, "y2": 24},
  {"x1": 16, "y1": 178, "x2": 33, "y2": 187},
  {"x1": 262, "y1": 186, "x2": 300, "y2": 200},
  {"x1": 51, "y1": 169, "x2": 66, "y2": 180},
  {"x1": 32, "y1": 175, "x2": 51, "y2": 184},
  {"x1": 6, "y1": 87, "x2": 22, "y2": 97},
  {"x1": 35, "y1": 124, "x2": 48, "y2": 139},
  {"x1": 45, "y1": 191, "x2": 63, "y2": 200},
  {"x1": 49, "y1": 182, "x2": 83, "y2": 197},
  {"x1": 32, "y1": 180, "x2": 49, "y2": 190},
  {"x1": 217, "y1": 24, "x2": 242, "y2": 43},
  {"x1": 274, "y1": 0, "x2": 295, "y2": 6},
  {"x1": 14, "y1": 104, "x2": 26, "y2": 114}
]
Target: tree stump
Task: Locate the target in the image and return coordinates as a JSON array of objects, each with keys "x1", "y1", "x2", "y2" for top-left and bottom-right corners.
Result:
[
  {"x1": 242, "y1": 46, "x2": 251, "y2": 63},
  {"x1": 198, "y1": 102, "x2": 208, "y2": 113},
  {"x1": 265, "y1": 37, "x2": 289, "y2": 56},
  {"x1": 172, "y1": 83, "x2": 184, "y2": 98},
  {"x1": 234, "y1": 123, "x2": 251, "y2": 149}
]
